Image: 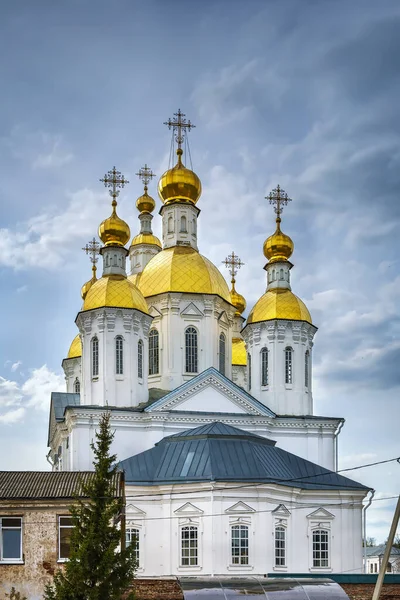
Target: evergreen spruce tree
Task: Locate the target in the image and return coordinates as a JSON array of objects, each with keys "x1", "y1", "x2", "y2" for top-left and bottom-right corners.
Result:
[{"x1": 44, "y1": 412, "x2": 136, "y2": 600}]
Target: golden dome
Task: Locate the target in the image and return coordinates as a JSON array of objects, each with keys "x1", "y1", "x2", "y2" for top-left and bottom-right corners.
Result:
[
  {"x1": 230, "y1": 286, "x2": 246, "y2": 316},
  {"x1": 128, "y1": 272, "x2": 142, "y2": 287},
  {"x1": 158, "y1": 149, "x2": 201, "y2": 206},
  {"x1": 263, "y1": 217, "x2": 294, "y2": 264},
  {"x1": 232, "y1": 338, "x2": 247, "y2": 366},
  {"x1": 81, "y1": 265, "x2": 97, "y2": 300},
  {"x1": 98, "y1": 201, "x2": 131, "y2": 247},
  {"x1": 67, "y1": 334, "x2": 82, "y2": 359},
  {"x1": 82, "y1": 275, "x2": 149, "y2": 314},
  {"x1": 138, "y1": 246, "x2": 231, "y2": 302},
  {"x1": 247, "y1": 288, "x2": 312, "y2": 325},
  {"x1": 136, "y1": 190, "x2": 156, "y2": 214},
  {"x1": 130, "y1": 233, "x2": 161, "y2": 249}
]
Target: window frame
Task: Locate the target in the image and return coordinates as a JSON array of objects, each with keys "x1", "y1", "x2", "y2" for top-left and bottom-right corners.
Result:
[
  {"x1": 91, "y1": 336, "x2": 99, "y2": 378},
  {"x1": 180, "y1": 525, "x2": 198, "y2": 567},
  {"x1": 312, "y1": 528, "x2": 330, "y2": 568},
  {"x1": 247, "y1": 353, "x2": 252, "y2": 391},
  {"x1": 0, "y1": 516, "x2": 23, "y2": 563},
  {"x1": 285, "y1": 347, "x2": 293, "y2": 385},
  {"x1": 274, "y1": 525, "x2": 286, "y2": 567},
  {"x1": 138, "y1": 339, "x2": 143, "y2": 379},
  {"x1": 126, "y1": 527, "x2": 140, "y2": 566},
  {"x1": 58, "y1": 515, "x2": 74, "y2": 562},
  {"x1": 149, "y1": 329, "x2": 159, "y2": 376},
  {"x1": 115, "y1": 335, "x2": 124, "y2": 376},
  {"x1": 231, "y1": 524, "x2": 249, "y2": 566},
  {"x1": 305, "y1": 350, "x2": 310, "y2": 388},
  {"x1": 185, "y1": 326, "x2": 198, "y2": 374},
  {"x1": 261, "y1": 347, "x2": 269, "y2": 387},
  {"x1": 73, "y1": 378, "x2": 80, "y2": 393},
  {"x1": 219, "y1": 332, "x2": 226, "y2": 376}
]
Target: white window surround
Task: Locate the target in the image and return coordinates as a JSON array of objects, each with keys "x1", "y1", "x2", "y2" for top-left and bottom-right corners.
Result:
[
  {"x1": 177, "y1": 519, "x2": 202, "y2": 571},
  {"x1": 273, "y1": 522, "x2": 288, "y2": 570},
  {"x1": 228, "y1": 518, "x2": 253, "y2": 570},
  {"x1": 185, "y1": 326, "x2": 198, "y2": 374},
  {"x1": 115, "y1": 335, "x2": 124, "y2": 376},
  {"x1": 91, "y1": 336, "x2": 99, "y2": 378},
  {"x1": 58, "y1": 515, "x2": 74, "y2": 562},
  {"x1": 126, "y1": 521, "x2": 145, "y2": 572},
  {"x1": 0, "y1": 516, "x2": 23, "y2": 564}
]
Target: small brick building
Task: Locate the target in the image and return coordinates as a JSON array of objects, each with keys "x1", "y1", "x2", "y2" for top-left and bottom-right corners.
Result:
[{"x1": 0, "y1": 470, "x2": 122, "y2": 600}]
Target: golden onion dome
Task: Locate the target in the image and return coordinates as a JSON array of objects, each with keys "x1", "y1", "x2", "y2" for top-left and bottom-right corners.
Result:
[
  {"x1": 138, "y1": 246, "x2": 231, "y2": 302},
  {"x1": 136, "y1": 189, "x2": 156, "y2": 214},
  {"x1": 128, "y1": 272, "x2": 142, "y2": 288},
  {"x1": 130, "y1": 233, "x2": 162, "y2": 249},
  {"x1": 82, "y1": 275, "x2": 149, "y2": 314},
  {"x1": 263, "y1": 217, "x2": 294, "y2": 264},
  {"x1": 158, "y1": 149, "x2": 202, "y2": 206},
  {"x1": 67, "y1": 334, "x2": 82, "y2": 359},
  {"x1": 247, "y1": 288, "x2": 312, "y2": 325},
  {"x1": 232, "y1": 338, "x2": 247, "y2": 366},
  {"x1": 98, "y1": 201, "x2": 131, "y2": 247},
  {"x1": 81, "y1": 265, "x2": 97, "y2": 300},
  {"x1": 230, "y1": 286, "x2": 246, "y2": 316}
]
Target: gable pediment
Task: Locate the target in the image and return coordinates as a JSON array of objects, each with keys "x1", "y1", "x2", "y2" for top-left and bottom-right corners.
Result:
[
  {"x1": 225, "y1": 501, "x2": 255, "y2": 514},
  {"x1": 218, "y1": 311, "x2": 229, "y2": 325},
  {"x1": 272, "y1": 504, "x2": 291, "y2": 516},
  {"x1": 307, "y1": 507, "x2": 335, "y2": 520},
  {"x1": 174, "y1": 502, "x2": 204, "y2": 515},
  {"x1": 149, "y1": 305, "x2": 162, "y2": 318},
  {"x1": 126, "y1": 503, "x2": 146, "y2": 516},
  {"x1": 145, "y1": 368, "x2": 275, "y2": 417},
  {"x1": 181, "y1": 302, "x2": 204, "y2": 318}
]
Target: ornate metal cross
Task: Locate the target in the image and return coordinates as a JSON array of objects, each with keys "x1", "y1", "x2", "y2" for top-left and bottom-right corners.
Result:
[
  {"x1": 266, "y1": 184, "x2": 292, "y2": 218},
  {"x1": 82, "y1": 237, "x2": 101, "y2": 265},
  {"x1": 164, "y1": 109, "x2": 195, "y2": 149},
  {"x1": 223, "y1": 251, "x2": 244, "y2": 283},
  {"x1": 99, "y1": 166, "x2": 129, "y2": 201},
  {"x1": 135, "y1": 164, "x2": 156, "y2": 190}
]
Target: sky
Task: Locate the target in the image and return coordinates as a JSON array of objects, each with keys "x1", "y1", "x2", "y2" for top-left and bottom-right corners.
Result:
[{"x1": 0, "y1": 0, "x2": 399, "y2": 545}]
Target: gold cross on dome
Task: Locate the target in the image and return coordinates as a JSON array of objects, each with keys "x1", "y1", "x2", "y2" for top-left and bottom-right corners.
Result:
[
  {"x1": 223, "y1": 251, "x2": 244, "y2": 282},
  {"x1": 135, "y1": 164, "x2": 156, "y2": 190},
  {"x1": 99, "y1": 166, "x2": 129, "y2": 201},
  {"x1": 82, "y1": 237, "x2": 101, "y2": 265},
  {"x1": 266, "y1": 184, "x2": 292, "y2": 218},
  {"x1": 164, "y1": 109, "x2": 195, "y2": 149}
]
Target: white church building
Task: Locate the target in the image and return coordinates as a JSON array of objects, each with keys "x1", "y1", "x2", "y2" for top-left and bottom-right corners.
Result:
[{"x1": 48, "y1": 110, "x2": 370, "y2": 576}]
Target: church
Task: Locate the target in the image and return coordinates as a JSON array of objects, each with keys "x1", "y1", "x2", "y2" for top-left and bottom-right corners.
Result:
[{"x1": 48, "y1": 110, "x2": 369, "y2": 576}]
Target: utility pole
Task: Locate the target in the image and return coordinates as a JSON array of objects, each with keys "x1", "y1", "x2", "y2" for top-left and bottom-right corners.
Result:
[{"x1": 372, "y1": 495, "x2": 400, "y2": 600}]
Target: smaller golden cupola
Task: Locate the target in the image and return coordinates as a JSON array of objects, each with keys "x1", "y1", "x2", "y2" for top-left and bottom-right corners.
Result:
[
  {"x1": 263, "y1": 184, "x2": 294, "y2": 264},
  {"x1": 130, "y1": 164, "x2": 161, "y2": 250},
  {"x1": 158, "y1": 109, "x2": 202, "y2": 206},
  {"x1": 81, "y1": 237, "x2": 101, "y2": 300},
  {"x1": 98, "y1": 167, "x2": 131, "y2": 247},
  {"x1": 223, "y1": 251, "x2": 248, "y2": 369}
]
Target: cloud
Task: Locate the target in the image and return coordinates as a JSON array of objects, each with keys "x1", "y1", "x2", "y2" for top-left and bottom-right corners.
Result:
[
  {"x1": 3, "y1": 126, "x2": 74, "y2": 170},
  {"x1": 0, "y1": 365, "x2": 64, "y2": 423},
  {"x1": 11, "y1": 361, "x2": 22, "y2": 372}
]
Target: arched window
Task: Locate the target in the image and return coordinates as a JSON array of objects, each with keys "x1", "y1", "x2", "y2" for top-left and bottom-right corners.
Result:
[
  {"x1": 231, "y1": 525, "x2": 249, "y2": 565},
  {"x1": 185, "y1": 327, "x2": 198, "y2": 373},
  {"x1": 285, "y1": 347, "x2": 293, "y2": 384},
  {"x1": 180, "y1": 215, "x2": 187, "y2": 232},
  {"x1": 261, "y1": 348, "x2": 268, "y2": 386},
  {"x1": 280, "y1": 268, "x2": 284, "y2": 280},
  {"x1": 115, "y1": 336, "x2": 123, "y2": 375},
  {"x1": 91, "y1": 337, "x2": 99, "y2": 377},
  {"x1": 219, "y1": 333, "x2": 226, "y2": 376},
  {"x1": 248, "y1": 353, "x2": 252, "y2": 391},
  {"x1": 312, "y1": 529, "x2": 329, "y2": 567},
  {"x1": 126, "y1": 528, "x2": 140, "y2": 565},
  {"x1": 305, "y1": 350, "x2": 309, "y2": 387},
  {"x1": 138, "y1": 340, "x2": 143, "y2": 379},
  {"x1": 181, "y1": 526, "x2": 198, "y2": 566},
  {"x1": 149, "y1": 329, "x2": 159, "y2": 375},
  {"x1": 168, "y1": 215, "x2": 174, "y2": 233},
  {"x1": 192, "y1": 218, "x2": 197, "y2": 237},
  {"x1": 74, "y1": 378, "x2": 80, "y2": 393},
  {"x1": 275, "y1": 526, "x2": 286, "y2": 566}
]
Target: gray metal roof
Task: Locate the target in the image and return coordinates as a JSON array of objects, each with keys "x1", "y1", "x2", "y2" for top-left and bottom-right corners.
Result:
[
  {"x1": 366, "y1": 544, "x2": 400, "y2": 557},
  {"x1": 120, "y1": 421, "x2": 370, "y2": 491},
  {"x1": 0, "y1": 471, "x2": 122, "y2": 500}
]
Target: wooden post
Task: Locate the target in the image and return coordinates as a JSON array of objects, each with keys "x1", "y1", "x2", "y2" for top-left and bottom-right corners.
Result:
[
  {"x1": 120, "y1": 471, "x2": 126, "y2": 551},
  {"x1": 372, "y1": 495, "x2": 400, "y2": 600}
]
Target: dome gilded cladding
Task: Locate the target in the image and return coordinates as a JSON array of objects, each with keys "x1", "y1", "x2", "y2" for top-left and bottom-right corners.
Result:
[
  {"x1": 136, "y1": 191, "x2": 156, "y2": 214},
  {"x1": 230, "y1": 288, "x2": 246, "y2": 316},
  {"x1": 232, "y1": 338, "x2": 247, "y2": 366},
  {"x1": 138, "y1": 246, "x2": 231, "y2": 302},
  {"x1": 82, "y1": 275, "x2": 149, "y2": 314},
  {"x1": 158, "y1": 149, "x2": 201, "y2": 206},
  {"x1": 130, "y1": 233, "x2": 161, "y2": 249},
  {"x1": 67, "y1": 334, "x2": 82, "y2": 359},
  {"x1": 247, "y1": 288, "x2": 312, "y2": 325},
  {"x1": 98, "y1": 207, "x2": 131, "y2": 247},
  {"x1": 263, "y1": 218, "x2": 294, "y2": 264}
]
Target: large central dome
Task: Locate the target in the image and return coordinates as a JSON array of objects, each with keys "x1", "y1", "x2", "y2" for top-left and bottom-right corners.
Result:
[
  {"x1": 138, "y1": 246, "x2": 231, "y2": 302},
  {"x1": 247, "y1": 288, "x2": 312, "y2": 325}
]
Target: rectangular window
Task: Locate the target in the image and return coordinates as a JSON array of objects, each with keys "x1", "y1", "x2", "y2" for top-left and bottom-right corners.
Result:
[
  {"x1": 312, "y1": 529, "x2": 329, "y2": 568},
  {"x1": 116, "y1": 337, "x2": 123, "y2": 375},
  {"x1": 181, "y1": 526, "x2": 198, "y2": 566},
  {"x1": 285, "y1": 348, "x2": 293, "y2": 384},
  {"x1": 92, "y1": 337, "x2": 99, "y2": 377},
  {"x1": 126, "y1": 528, "x2": 140, "y2": 565},
  {"x1": 59, "y1": 516, "x2": 74, "y2": 560},
  {"x1": 275, "y1": 526, "x2": 286, "y2": 566},
  {"x1": 0, "y1": 517, "x2": 22, "y2": 561},
  {"x1": 231, "y1": 525, "x2": 249, "y2": 565}
]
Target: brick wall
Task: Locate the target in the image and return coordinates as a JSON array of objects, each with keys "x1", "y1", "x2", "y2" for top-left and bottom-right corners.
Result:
[
  {"x1": 341, "y1": 583, "x2": 400, "y2": 600},
  {"x1": 125, "y1": 579, "x2": 183, "y2": 600}
]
